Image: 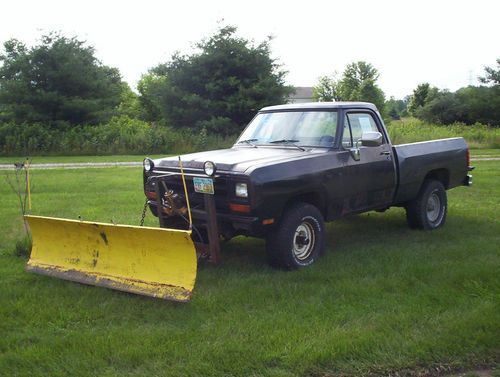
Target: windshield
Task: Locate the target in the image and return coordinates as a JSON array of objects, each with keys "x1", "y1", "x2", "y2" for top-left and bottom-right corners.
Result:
[{"x1": 236, "y1": 111, "x2": 338, "y2": 148}]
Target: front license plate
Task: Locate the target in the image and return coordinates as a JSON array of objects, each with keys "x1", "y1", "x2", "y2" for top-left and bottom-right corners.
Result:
[{"x1": 193, "y1": 177, "x2": 214, "y2": 195}]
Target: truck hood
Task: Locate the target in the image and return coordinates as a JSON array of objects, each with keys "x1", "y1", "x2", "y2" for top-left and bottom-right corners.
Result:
[{"x1": 155, "y1": 146, "x2": 327, "y2": 173}]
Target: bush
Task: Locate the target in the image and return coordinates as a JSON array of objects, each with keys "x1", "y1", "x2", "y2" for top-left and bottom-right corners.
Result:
[
  {"x1": 415, "y1": 86, "x2": 500, "y2": 126},
  {"x1": 387, "y1": 118, "x2": 500, "y2": 149},
  {"x1": 0, "y1": 116, "x2": 236, "y2": 156}
]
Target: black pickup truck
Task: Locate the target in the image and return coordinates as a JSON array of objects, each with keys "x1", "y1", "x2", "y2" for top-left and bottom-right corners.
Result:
[{"x1": 143, "y1": 102, "x2": 473, "y2": 268}]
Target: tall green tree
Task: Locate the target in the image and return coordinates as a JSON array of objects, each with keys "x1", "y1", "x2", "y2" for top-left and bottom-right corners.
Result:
[
  {"x1": 416, "y1": 91, "x2": 462, "y2": 124},
  {"x1": 385, "y1": 96, "x2": 408, "y2": 120},
  {"x1": 117, "y1": 82, "x2": 142, "y2": 119},
  {"x1": 0, "y1": 33, "x2": 123, "y2": 126},
  {"x1": 138, "y1": 26, "x2": 292, "y2": 135},
  {"x1": 407, "y1": 83, "x2": 439, "y2": 116},
  {"x1": 338, "y1": 61, "x2": 385, "y2": 111},
  {"x1": 312, "y1": 74, "x2": 341, "y2": 101},
  {"x1": 136, "y1": 72, "x2": 167, "y2": 122},
  {"x1": 479, "y1": 58, "x2": 500, "y2": 85},
  {"x1": 311, "y1": 61, "x2": 385, "y2": 111},
  {"x1": 339, "y1": 61, "x2": 378, "y2": 97}
]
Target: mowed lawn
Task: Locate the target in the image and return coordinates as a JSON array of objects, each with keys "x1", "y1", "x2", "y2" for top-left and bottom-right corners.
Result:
[{"x1": 0, "y1": 159, "x2": 499, "y2": 377}]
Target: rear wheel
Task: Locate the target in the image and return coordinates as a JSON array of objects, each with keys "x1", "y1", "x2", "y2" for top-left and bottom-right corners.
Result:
[
  {"x1": 266, "y1": 202, "x2": 325, "y2": 269},
  {"x1": 406, "y1": 180, "x2": 447, "y2": 230}
]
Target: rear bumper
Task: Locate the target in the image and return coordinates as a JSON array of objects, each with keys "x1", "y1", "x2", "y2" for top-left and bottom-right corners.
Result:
[{"x1": 463, "y1": 174, "x2": 473, "y2": 186}]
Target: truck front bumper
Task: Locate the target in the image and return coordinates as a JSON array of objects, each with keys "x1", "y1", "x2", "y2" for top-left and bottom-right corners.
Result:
[{"x1": 147, "y1": 201, "x2": 263, "y2": 235}]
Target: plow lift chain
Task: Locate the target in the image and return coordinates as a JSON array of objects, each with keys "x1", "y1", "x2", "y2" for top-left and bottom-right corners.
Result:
[
  {"x1": 139, "y1": 198, "x2": 148, "y2": 227},
  {"x1": 148, "y1": 174, "x2": 221, "y2": 264}
]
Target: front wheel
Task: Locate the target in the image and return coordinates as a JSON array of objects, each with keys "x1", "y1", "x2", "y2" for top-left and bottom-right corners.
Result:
[
  {"x1": 406, "y1": 180, "x2": 447, "y2": 230},
  {"x1": 266, "y1": 202, "x2": 325, "y2": 269}
]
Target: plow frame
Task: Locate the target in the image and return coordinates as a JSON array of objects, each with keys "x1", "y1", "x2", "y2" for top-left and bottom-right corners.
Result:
[{"x1": 149, "y1": 173, "x2": 222, "y2": 264}]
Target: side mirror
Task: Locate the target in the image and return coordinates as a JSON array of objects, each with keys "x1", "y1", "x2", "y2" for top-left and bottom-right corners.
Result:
[{"x1": 360, "y1": 131, "x2": 383, "y2": 147}]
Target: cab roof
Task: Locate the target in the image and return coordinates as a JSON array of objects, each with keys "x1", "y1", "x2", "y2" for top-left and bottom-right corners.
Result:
[{"x1": 260, "y1": 101, "x2": 378, "y2": 112}]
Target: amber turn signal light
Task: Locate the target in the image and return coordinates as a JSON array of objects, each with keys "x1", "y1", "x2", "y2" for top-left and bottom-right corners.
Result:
[
  {"x1": 145, "y1": 191, "x2": 157, "y2": 200},
  {"x1": 229, "y1": 203, "x2": 250, "y2": 213}
]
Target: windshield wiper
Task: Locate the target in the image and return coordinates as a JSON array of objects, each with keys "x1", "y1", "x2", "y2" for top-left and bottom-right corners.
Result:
[
  {"x1": 236, "y1": 138, "x2": 258, "y2": 147},
  {"x1": 269, "y1": 139, "x2": 305, "y2": 151}
]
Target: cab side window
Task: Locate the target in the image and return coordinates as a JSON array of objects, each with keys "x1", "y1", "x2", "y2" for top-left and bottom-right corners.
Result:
[{"x1": 342, "y1": 112, "x2": 381, "y2": 148}]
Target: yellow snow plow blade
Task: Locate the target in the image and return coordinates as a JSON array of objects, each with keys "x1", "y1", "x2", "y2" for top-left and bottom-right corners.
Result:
[{"x1": 25, "y1": 215, "x2": 197, "y2": 302}]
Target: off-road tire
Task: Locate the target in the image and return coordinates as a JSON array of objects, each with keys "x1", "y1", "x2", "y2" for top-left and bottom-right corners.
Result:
[
  {"x1": 266, "y1": 202, "x2": 325, "y2": 269},
  {"x1": 405, "y1": 179, "x2": 447, "y2": 230}
]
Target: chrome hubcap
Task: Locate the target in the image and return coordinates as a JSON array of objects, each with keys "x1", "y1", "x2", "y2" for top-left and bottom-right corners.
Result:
[
  {"x1": 293, "y1": 222, "x2": 315, "y2": 260},
  {"x1": 426, "y1": 191, "x2": 441, "y2": 222}
]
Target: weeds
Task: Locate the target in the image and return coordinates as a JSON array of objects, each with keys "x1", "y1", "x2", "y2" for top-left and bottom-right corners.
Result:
[
  {"x1": 0, "y1": 116, "x2": 235, "y2": 156},
  {"x1": 13, "y1": 236, "x2": 32, "y2": 258},
  {"x1": 387, "y1": 118, "x2": 500, "y2": 148},
  {"x1": 4, "y1": 159, "x2": 33, "y2": 257}
]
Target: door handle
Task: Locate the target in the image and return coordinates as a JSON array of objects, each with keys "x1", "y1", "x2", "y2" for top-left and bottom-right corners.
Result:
[{"x1": 380, "y1": 151, "x2": 391, "y2": 155}]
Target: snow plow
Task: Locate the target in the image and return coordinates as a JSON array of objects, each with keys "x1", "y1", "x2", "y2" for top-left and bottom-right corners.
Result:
[
  {"x1": 25, "y1": 158, "x2": 221, "y2": 302},
  {"x1": 25, "y1": 215, "x2": 197, "y2": 301}
]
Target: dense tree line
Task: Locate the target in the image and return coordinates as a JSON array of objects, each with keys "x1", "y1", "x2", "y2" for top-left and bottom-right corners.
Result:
[
  {"x1": 406, "y1": 60, "x2": 500, "y2": 126},
  {"x1": 0, "y1": 27, "x2": 498, "y2": 156},
  {"x1": 0, "y1": 27, "x2": 291, "y2": 136}
]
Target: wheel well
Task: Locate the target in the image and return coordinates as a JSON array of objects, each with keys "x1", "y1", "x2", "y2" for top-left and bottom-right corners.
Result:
[
  {"x1": 284, "y1": 192, "x2": 326, "y2": 218},
  {"x1": 424, "y1": 169, "x2": 450, "y2": 189}
]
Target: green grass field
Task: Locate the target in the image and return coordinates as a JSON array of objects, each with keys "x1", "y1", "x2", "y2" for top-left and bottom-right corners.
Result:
[{"x1": 0, "y1": 159, "x2": 499, "y2": 376}]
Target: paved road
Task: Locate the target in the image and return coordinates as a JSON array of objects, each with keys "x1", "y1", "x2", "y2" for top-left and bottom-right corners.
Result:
[
  {"x1": 0, "y1": 157, "x2": 498, "y2": 171},
  {"x1": 0, "y1": 161, "x2": 142, "y2": 170}
]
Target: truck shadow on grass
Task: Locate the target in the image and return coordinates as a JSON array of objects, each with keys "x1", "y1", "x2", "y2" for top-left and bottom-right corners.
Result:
[
  {"x1": 215, "y1": 206, "x2": 487, "y2": 273},
  {"x1": 17, "y1": 206, "x2": 491, "y2": 307},
  {"x1": 216, "y1": 208, "x2": 409, "y2": 269}
]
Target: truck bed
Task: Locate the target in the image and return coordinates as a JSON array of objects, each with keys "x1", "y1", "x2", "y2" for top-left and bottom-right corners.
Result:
[{"x1": 393, "y1": 137, "x2": 468, "y2": 204}]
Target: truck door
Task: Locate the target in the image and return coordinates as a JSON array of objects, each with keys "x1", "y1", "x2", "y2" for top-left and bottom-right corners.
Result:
[{"x1": 340, "y1": 111, "x2": 396, "y2": 212}]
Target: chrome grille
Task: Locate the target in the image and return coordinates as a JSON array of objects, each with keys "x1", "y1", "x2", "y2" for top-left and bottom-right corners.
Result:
[{"x1": 146, "y1": 172, "x2": 229, "y2": 213}]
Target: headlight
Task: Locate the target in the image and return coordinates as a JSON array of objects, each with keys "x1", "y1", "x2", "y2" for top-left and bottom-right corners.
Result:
[
  {"x1": 143, "y1": 158, "x2": 154, "y2": 172},
  {"x1": 204, "y1": 161, "x2": 216, "y2": 176},
  {"x1": 235, "y1": 183, "x2": 248, "y2": 198}
]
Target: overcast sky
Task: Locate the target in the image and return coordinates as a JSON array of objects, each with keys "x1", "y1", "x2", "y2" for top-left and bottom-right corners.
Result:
[{"x1": 1, "y1": 0, "x2": 499, "y2": 98}]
